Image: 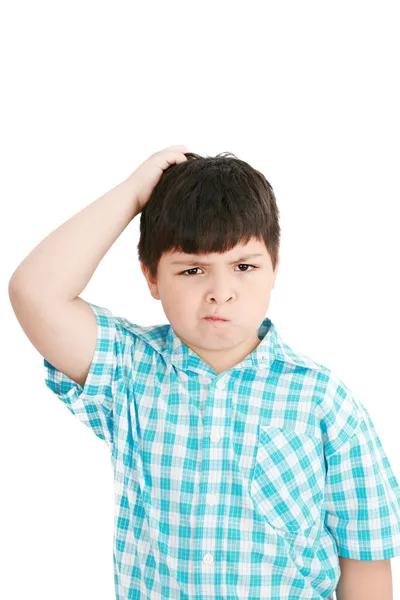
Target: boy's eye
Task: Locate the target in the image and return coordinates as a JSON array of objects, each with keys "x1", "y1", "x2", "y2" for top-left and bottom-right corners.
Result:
[{"x1": 180, "y1": 264, "x2": 258, "y2": 276}]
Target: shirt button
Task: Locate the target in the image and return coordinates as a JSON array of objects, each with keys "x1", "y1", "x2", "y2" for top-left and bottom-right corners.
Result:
[
  {"x1": 216, "y1": 379, "x2": 226, "y2": 390},
  {"x1": 203, "y1": 552, "x2": 214, "y2": 564},
  {"x1": 206, "y1": 493, "x2": 218, "y2": 505},
  {"x1": 210, "y1": 430, "x2": 221, "y2": 443}
]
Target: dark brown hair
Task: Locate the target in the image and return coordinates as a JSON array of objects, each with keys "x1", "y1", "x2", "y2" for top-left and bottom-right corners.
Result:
[{"x1": 137, "y1": 151, "x2": 281, "y2": 279}]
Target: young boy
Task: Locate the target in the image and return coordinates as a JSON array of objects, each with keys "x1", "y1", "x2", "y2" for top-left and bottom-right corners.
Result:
[{"x1": 9, "y1": 145, "x2": 400, "y2": 599}]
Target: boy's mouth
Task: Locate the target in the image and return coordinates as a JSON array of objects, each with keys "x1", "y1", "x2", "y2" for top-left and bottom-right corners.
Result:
[{"x1": 204, "y1": 316, "x2": 229, "y2": 323}]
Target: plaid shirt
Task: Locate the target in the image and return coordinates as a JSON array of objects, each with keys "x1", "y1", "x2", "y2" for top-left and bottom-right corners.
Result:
[{"x1": 44, "y1": 302, "x2": 400, "y2": 599}]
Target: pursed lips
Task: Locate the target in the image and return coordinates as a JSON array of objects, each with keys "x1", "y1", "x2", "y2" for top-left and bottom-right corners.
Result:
[{"x1": 204, "y1": 316, "x2": 229, "y2": 322}]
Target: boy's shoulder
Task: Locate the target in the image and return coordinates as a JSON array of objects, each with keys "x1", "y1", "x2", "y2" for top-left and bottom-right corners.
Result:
[
  {"x1": 274, "y1": 334, "x2": 363, "y2": 448},
  {"x1": 85, "y1": 302, "x2": 172, "y2": 371},
  {"x1": 115, "y1": 314, "x2": 168, "y2": 340},
  {"x1": 272, "y1": 327, "x2": 346, "y2": 386},
  {"x1": 275, "y1": 337, "x2": 330, "y2": 373}
]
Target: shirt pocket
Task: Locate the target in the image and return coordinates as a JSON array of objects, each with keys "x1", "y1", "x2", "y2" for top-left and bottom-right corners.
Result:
[{"x1": 249, "y1": 424, "x2": 325, "y2": 535}]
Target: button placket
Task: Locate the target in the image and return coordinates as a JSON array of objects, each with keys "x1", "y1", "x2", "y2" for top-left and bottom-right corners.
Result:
[
  {"x1": 203, "y1": 552, "x2": 214, "y2": 565},
  {"x1": 216, "y1": 378, "x2": 226, "y2": 391},
  {"x1": 201, "y1": 376, "x2": 227, "y2": 569},
  {"x1": 206, "y1": 492, "x2": 218, "y2": 505},
  {"x1": 210, "y1": 429, "x2": 221, "y2": 444}
]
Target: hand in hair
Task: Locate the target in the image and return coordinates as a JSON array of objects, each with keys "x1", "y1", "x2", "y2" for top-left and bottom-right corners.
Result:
[{"x1": 126, "y1": 145, "x2": 189, "y2": 213}]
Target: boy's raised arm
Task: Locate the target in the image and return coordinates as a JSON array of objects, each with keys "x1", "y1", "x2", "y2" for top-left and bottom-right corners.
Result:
[
  {"x1": 9, "y1": 176, "x2": 142, "y2": 303},
  {"x1": 8, "y1": 145, "x2": 188, "y2": 387}
]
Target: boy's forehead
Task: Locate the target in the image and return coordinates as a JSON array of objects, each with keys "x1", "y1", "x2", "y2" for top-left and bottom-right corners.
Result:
[{"x1": 164, "y1": 246, "x2": 268, "y2": 265}]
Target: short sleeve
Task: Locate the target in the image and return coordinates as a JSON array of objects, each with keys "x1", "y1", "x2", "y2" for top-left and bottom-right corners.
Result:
[
  {"x1": 324, "y1": 400, "x2": 400, "y2": 560},
  {"x1": 44, "y1": 301, "x2": 125, "y2": 450}
]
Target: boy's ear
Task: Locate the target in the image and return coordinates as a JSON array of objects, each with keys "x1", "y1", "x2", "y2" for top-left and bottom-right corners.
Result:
[
  {"x1": 140, "y1": 262, "x2": 161, "y2": 300},
  {"x1": 140, "y1": 261, "x2": 147, "y2": 278},
  {"x1": 272, "y1": 255, "x2": 280, "y2": 288}
]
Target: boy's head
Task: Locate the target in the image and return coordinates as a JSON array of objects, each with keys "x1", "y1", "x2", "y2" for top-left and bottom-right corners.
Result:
[{"x1": 138, "y1": 151, "x2": 280, "y2": 374}]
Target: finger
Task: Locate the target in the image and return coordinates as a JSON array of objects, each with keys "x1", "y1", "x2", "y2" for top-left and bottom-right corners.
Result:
[{"x1": 167, "y1": 144, "x2": 189, "y2": 152}]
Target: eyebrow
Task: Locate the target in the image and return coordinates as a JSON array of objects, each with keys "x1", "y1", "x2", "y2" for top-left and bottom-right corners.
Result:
[{"x1": 170, "y1": 253, "x2": 265, "y2": 266}]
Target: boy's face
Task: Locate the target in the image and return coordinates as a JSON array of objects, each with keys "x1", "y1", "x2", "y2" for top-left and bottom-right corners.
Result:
[{"x1": 140, "y1": 238, "x2": 279, "y2": 375}]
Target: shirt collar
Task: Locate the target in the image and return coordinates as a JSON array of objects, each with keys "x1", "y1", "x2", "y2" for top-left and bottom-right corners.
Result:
[{"x1": 162, "y1": 316, "x2": 287, "y2": 377}]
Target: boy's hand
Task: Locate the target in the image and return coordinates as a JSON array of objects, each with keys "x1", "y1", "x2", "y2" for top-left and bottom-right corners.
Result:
[{"x1": 126, "y1": 144, "x2": 189, "y2": 213}]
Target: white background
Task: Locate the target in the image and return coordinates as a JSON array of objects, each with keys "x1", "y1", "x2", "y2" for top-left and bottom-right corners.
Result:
[{"x1": 2, "y1": 1, "x2": 400, "y2": 598}]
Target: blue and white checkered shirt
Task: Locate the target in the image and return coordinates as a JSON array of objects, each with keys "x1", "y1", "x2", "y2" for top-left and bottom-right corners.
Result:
[{"x1": 44, "y1": 302, "x2": 400, "y2": 599}]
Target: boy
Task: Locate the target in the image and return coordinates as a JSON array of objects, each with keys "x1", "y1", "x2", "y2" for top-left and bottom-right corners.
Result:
[{"x1": 9, "y1": 145, "x2": 400, "y2": 599}]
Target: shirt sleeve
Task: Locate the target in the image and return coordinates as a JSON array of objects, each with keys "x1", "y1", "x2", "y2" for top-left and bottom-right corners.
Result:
[
  {"x1": 43, "y1": 301, "x2": 126, "y2": 451},
  {"x1": 324, "y1": 399, "x2": 400, "y2": 560}
]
